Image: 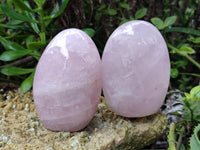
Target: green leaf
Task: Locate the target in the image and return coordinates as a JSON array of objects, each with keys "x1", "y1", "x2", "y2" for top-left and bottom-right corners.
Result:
[
  {"x1": 13, "y1": 0, "x2": 33, "y2": 12},
  {"x1": 196, "y1": 92, "x2": 200, "y2": 100},
  {"x1": 0, "y1": 23, "x2": 31, "y2": 31},
  {"x1": 0, "y1": 4, "x2": 38, "y2": 23},
  {"x1": 164, "y1": 16, "x2": 177, "y2": 27},
  {"x1": 190, "y1": 86, "x2": 200, "y2": 99},
  {"x1": 27, "y1": 41, "x2": 45, "y2": 50},
  {"x1": 1, "y1": 66, "x2": 34, "y2": 76},
  {"x1": 193, "y1": 38, "x2": 200, "y2": 44},
  {"x1": 105, "y1": 8, "x2": 117, "y2": 16},
  {"x1": 7, "y1": 19, "x2": 24, "y2": 25},
  {"x1": 82, "y1": 28, "x2": 95, "y2": 38},
  {"x1": 44, "y1": 0, "x2": 69, "y2": 20},
  {"x1": 179, "y1": 46, "x2": 196, "y2": 55},
  {"x1": 164, "y1": 27, "x2": 200, "y2": 36},
  {"x1": 188, "y1": 37, "x2": 200, "y2": 44},
  {"x1": 97, "y1": 4, "x2": 106, "y2": 11},
  {"x1": 24, "y1": 11, "x2": 40, "y2": 34},
  {"x1": 0, "y1": 36, "x2": 26, "y2": 51},
  {"x1": 0, "y1": 50, "x2": 31, "y2": 61},
  {"x1": 170, "y1": 68, "x2": 179, "y2": 78},
  {"x1": 190, "y1": 124, "x2": 200, "y2": 150},
  {"x1": 39, "y1": 32, "x2": 46, "y2": 44},
  {"x1": 119, "y1": 3, "x2": 130, "y2": 10},
  {"x1": 180, "y1": 43, "x2": 190, "y2": 48},
  {"x1": 31, "y1": 51, "x2": 40, "y2": 60},
  {"x1": 119, "y1": 19, "x2": 130, "y2": 25},
  {"x1": 34, "y1": 0, "x2": 46, "y2": 7},
  {"x1": 135, "y1": 8, "x2": 147, "y2": 20},
  {"x1": 180, "y1": 144, "x2": 186, "y2": 150},
  {"x1": 119, "y1": 17, "x2": 134, "y2": 26},
  {"x1": 0, "y1": 15, "x2": 6, "y2": 23},
  {"x1": 20, "y1": 71, "x2": 34, "y2": 93},
  {"x1": 94, "y1": 12, "x2": 102, "y2": 21},
  {"x1": 184, "y1": 92, "x2": 191, "y2": 99},
  {"x1": 26, "y1": 35, "x2": 35, "y2": 46},
  {"x1": 174, "y1": 60, "x2": 188, "y2": 69},
  {"x1": 150, "y1": 17, "x2": 164, "y2": 30},
  {"x1": 191, "y1": 101, "x2": 200, "y2": 120}
]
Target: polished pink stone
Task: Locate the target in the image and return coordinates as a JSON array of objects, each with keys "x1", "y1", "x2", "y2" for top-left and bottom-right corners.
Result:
[
  {"x1": 102, "y1": 21, "x2": 170, "y2": 117},
  {"x1": 33, "y1": 29, "x2": 102, "y2": 131}
]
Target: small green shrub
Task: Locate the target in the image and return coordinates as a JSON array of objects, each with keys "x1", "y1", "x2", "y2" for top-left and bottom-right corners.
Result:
[
  {"x1": 0, "y1": 0, "x2": 70, "y2": 92},
  {"x1": 190, "y1": 123, "x2": 200, "y2": 150},
  {"x1": 150, "y1": 14, "x2": 200, "y2": 91},
  {"x1": 0, "y1": 0, "x2": 95, "y2": 93},
  {"x1": 168, "y1": 85, "x2": 200, "y2": 150}
]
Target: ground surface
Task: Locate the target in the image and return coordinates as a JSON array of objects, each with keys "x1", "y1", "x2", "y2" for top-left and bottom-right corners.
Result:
[{"x1": 0, "y1": 89, "x2": 167, "y2": 150}]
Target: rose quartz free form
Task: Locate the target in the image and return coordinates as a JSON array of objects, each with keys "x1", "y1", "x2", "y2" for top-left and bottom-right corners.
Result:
[
  {"x1": 33, "y1": 29, "x2": 102, "y2": 131},
  {"x1": 102, "y1": 21, "x2": 170, "y2": 117}
]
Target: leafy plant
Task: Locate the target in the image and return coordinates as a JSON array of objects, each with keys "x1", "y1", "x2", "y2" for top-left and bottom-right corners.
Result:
[
  {"x1": 94, "y1": 0, "x2": 130, "y2": 21},
  {"x1": 165, "y1": 27, "x2": 200, "y2": 36},
  {"x1": 94, "y1": 4, "x2": 117, "y2": 21},
  {"x1": 94, "y1": 1, "x2": 147, "y2": 24},
  {"x1": 168, "y1": 43, "x2": 200, "y2": 70},
  {"x1": 0, "y1": 0, "x2": 71, "y2": 93},
  {"x1": 190, "y1": 123, "x2": 200, "y2": 150},
  {"x1": 181, "y1": 85, "x2": 200, "y2": 124},
  {"x1": 151, "y1": 16, "x2": 177, "y2": 30},
  {"x1": 119, "y1": 8, "x2": 147, "y2": 25},
  {"x1": 150, "y1": 14, "x2": 200, "y2": 91},
  {"x1": 168, "y1": 85, "x2": 200, "y2": 150},
  {"x1": 0, "y1": 0, "x2": 95, "y2": 93},
  {"x1": 82, "y1": 28, "x2": 96, "y2": 38},
  {"x1": 168, "y1": 40, "x2": 200, "y2": 91}
]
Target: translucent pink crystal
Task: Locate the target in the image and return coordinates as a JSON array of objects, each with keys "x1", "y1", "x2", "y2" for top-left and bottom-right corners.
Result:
[
  {"x1": 102, "y1": 21, "x2": 170, "y2": 117},
  {"x1": 33, "y1": 29, "x2": 102, "y2": 131}
]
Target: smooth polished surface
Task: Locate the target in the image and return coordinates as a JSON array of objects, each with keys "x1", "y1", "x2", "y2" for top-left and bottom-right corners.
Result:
[
  {"x1": 33, "y1": 29, "x2": 102, "y2": 131},
  {"x1": 102, "y1": 20, "x2": 170, "y2": 117}
]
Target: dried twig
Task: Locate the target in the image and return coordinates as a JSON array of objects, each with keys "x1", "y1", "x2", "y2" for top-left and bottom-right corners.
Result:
[
  {"x1": 89, "y1": 0, "x2": 94, "y2": 22},
  {"x1": 0, "y1": 56, "x2": 34, "y2": 69}
]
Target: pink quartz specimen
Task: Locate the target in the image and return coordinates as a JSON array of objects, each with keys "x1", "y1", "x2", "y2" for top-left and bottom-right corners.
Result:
[
  {"x1": 102, "y1": 20, "x2": 170, "y2": 117},
  {"x1": 33, "y1": 29, "x2": 102, "y2": 131}
]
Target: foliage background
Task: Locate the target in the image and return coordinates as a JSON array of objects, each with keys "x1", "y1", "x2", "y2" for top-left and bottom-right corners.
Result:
[{"x1": 0, "y1": 0, "x2": 199, "y2": 92}]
